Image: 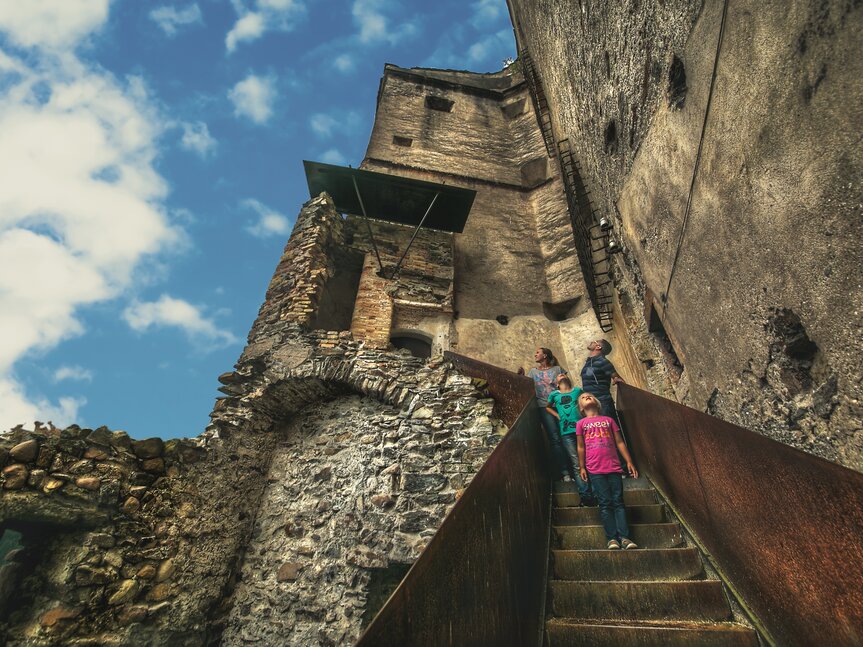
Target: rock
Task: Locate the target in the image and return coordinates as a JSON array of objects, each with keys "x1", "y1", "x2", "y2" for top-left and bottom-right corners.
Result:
[
  {"x1": 137, "y1": 564, "x2": 156, "y2": 580},
  {"x1": 86, "y1": 427, "x2": 114, "y2": 446},
  {"x1": 90, "y1": 533, "x2": 115, "y2": 548},
  {"x1": 130, "y1": 472, "x2": 155, "y2": 486},
  {"x1": 43, "y1": 477, "x2": 65, "y2": 493},
  {"x1": 75, "y1": 565, "x2": 114, "y2": 586},
  {"x1": 84, "y1": 447, "x2": 109, "y2": 460},
  {"x1": 142, "y1": 458, "x2": 165, "y2": 473},
  {"x1": 122, "y1": 497, "x2": 141, "y2": 515},
  {"x1": 155, "y1": 559, "x2": 175, "y2": 582},
  {"x1": 75, "y1": 476, "x2": 101, "y2": 491},
  {"x1": 276, "y1": 562, "x2": 302, "y2": 582},
  {"x1": 36, "y1": 446, "x2": 55, "y2": 468},
  {"x1": 0, "y1": 447, "x2": 8, "y2": 467},
  {"x1": 177, "y1": 444, "x2": 206, "y2": 463},
  {"x1": 146, "y1": 583, "x2": 171, "y2": 602},
  {"x1": 131, "y1": 438, "x2": 164, "y2": 460},
  {"x1": 110, "y1": 431, "x2": 132, "y2": 451},
  {"x1": 39, "y1": 605, "x2": 81, "y2": 627},
  {"x1": 380, "y1": 463, "x2": 401, "y2": 476},
  {"x1": 2, "y1": 464, "x2": 28, "y2": 489},
  {"x1": 313, "y1": 466, "x2": 332, "y2": 482},
  {"x1": 411, "y1": 406, "x2": 434, "y2": 419},
  {"x1": 28, "y1": 469, "x2": 46, "y2": 487},
  {"x1": 401, "y1": 472, "x2": 447, "y2": 492},
  {"x1": 10, "y1": 439, "x2": 38, "y2": 462},
  {"x1": 116, "y1": 604, "x2": 148, "y2": 625},
  {"x1": 108, "y1": 579, "x2": 139, "y2": 605},
  {"x1": 370, "y1": 494, "x2": 395, "y2": 508},
  {"x1": 103, "y1": 550, "x2": 124, "y2": 569},
  {"x1": 147, "y1": 601, "x2": 171, "y2": 615}
]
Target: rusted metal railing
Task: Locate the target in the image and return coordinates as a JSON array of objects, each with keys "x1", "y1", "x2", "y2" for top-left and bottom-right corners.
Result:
[
  {"x1": 356, "y1": 354, "x2": 550, "y2": 647},
  {"x1": 617, "y1": 384, "x2": 863, "y2": 647}
]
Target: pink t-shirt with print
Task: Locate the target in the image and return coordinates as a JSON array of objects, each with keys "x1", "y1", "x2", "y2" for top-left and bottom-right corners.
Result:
[{"x1": 575, "y1": 415, "x2": 622, "y2": 474}]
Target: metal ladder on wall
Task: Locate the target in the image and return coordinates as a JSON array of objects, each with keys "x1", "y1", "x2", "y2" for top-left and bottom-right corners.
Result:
[
  {"x1": 557, "y1": 138, "x2": 615, "y2": 332},
  {"x1": 520, "y1": 50, "x2": 556, "y2": 158}
]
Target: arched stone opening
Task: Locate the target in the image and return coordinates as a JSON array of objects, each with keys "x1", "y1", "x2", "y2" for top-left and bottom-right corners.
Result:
[{"x1": 390, "y1": 330, "x2": 433, "y2": 359}]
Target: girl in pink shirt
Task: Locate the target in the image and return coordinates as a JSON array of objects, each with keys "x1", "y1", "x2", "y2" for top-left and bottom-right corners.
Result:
[{"x1": 576, "y1": 393, "x2": 639, "y2": 550}]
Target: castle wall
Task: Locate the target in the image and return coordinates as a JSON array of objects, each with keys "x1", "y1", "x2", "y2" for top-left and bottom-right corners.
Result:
[
  {"x1": 509, "y1": 0, "x2": 863, "y2": 469},
  {"x1": 363, "y1": 66, "x2": 607, "y2": 374}
]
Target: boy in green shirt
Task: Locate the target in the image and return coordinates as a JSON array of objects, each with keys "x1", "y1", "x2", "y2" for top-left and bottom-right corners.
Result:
[{"x1": 547, "y1": 375, "x2": 595, "y2": 505}]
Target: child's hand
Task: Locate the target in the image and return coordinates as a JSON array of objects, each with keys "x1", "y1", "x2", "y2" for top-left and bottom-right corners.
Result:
[
  {"x1": 627, "y1": 462, "x2": 638, "y2": 479},
  {"x1": 579, "y1": 467, "x2": 588, "y2": 483}
]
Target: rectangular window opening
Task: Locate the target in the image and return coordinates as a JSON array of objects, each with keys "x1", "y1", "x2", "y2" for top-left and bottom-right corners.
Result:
[
  {"x1": 392, "y1": 135, "x2": 413, "y2": 147},
  {"x1": 425, "y1": 95, "x2": 454, "y2": 112}
]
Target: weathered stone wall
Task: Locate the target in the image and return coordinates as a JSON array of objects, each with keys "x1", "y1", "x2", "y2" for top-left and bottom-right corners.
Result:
[
  {"x1": 363, "y1": 65, "x2": 606, "y2": 373},
  {"x1": 509, "y1": 0, "x2": 863, "y2": 469}
]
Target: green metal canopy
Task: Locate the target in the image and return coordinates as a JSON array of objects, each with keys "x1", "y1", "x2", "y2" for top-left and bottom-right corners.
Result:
[{"x1": 303, "y1": 161, "x2": 475, "y2": 233}]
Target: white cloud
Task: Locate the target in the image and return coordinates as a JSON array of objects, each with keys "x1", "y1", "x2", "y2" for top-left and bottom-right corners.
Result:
[
  {"x1": 149, "y1": 4, "x2": 203, "y2": 37},
  {"x1": 123, "y1": 295, "x2": 239, "y2": 349},
  {"x1": 470, "y1": 0, "x2": 503, "y2": 28},
  {"x1": 226, "y1": 12, "x2": 265, "y2": 52},
  {"x1": 54, "y1": 365, "x2": 94, "y2": 382},
  {"x1": 0, "y1": 0, "x2": 111, "y2": 49},
  {"x1": 320, "y1": 149, "x2": 347, "y2": 166},
  {"x1": 228, "y1": 73, "x2": 277, "y2": 124},
  {"x1": 309, "y1": 110, "x2": 361, "y2": 140},
  {"x1": 0, "y1": 377, "x2": 84, "y2": 429},
  {"x1": 225, "y1": 0, "x2": 305, "y2": 53},
  {"x1": 0, "y1": 11, "x2": 183, "y2": 430},
  {"x1": 465, "y1": 29, "x2": 512, "y2": 65},
  {"x1": 180, "y1": 120, "x2": 217, "y2": 157},
  {"x1": 352, "y1": 0, "x2": 417, "y2": 45},
  {"x1": 333, "y1": 53, "x2": 355, "y2": 73},
  {"x1": 242, "y1": 198, "x2": 291, "y2": 238}
]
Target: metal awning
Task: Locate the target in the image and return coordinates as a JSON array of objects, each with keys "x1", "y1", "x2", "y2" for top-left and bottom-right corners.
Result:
[{"x1": 303, "y1": 161, "x2": 475, "y2": 233}]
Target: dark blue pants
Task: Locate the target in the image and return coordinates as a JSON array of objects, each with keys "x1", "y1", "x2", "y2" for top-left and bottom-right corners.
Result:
[
  {"x1": 539, "y1": 406, "x2": 568, "y2": 478},
  {"x1": 560, "y1": 434, "x2": 593, "y2": 501},
  {"x1": 588, "y1": 472, "x2": 629, "y2": 541}
]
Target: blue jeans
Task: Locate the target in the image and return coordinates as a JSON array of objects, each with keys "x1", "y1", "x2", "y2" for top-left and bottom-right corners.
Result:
[
  {"x1": 560, "y1": 434, "x2": 593, "y2": 501},
  {"x1": 539, "y1": 406, "x2": 568, "y2": 478},
  {"x1": 588, "y1": 472, "x2": 630, "y2": 541}
]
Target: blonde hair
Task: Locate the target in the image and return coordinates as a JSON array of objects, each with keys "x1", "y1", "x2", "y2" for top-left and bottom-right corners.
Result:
[{"x1": 577, "y1": 392, "x2": 601, "y2": 415}]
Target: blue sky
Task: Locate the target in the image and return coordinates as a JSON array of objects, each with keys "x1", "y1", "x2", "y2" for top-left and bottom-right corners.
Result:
[{"x1": 0, "y1": 0, "x2": 515, "y2": 439}]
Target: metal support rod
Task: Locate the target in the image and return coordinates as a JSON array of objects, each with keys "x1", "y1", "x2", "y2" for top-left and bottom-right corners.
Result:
[
  {"x1": 388, "y1": 191, "x2": 440, "y2": 279},
  {"x1": 352, "y1": 175, "x2": 384, "y2": 272}
]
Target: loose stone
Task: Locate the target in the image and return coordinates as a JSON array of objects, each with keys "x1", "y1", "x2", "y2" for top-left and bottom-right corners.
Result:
[
  {"x1": 2, "y1": 464, "x2": 28, "y2": 489},
  {"x1": 10, "y1": 439, "x2": 39, "y2": 462}
]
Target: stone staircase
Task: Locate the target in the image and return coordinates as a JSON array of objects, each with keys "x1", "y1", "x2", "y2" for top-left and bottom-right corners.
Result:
[{"x1": 546, "y1": 477, "x2": 760, "y2": 646}]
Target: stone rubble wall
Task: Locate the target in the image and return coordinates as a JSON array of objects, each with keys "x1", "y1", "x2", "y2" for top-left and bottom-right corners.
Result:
[{"x1": 0, "y1": 424, "x2": 207, "y2": 646}]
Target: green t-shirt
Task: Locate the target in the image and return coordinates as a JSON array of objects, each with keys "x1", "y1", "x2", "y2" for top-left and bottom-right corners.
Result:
[{"x1": 547, "y1": 387, "x2": 584, "y2": 435}]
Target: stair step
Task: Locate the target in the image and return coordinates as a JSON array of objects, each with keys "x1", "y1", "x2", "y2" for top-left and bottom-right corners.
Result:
[
  {"x1": 553, "y1": 476, "x2": 652, "y2": 493},
  {"x1": 554, "y1": 523, "x2": 684, "y2": 550},
  {"x1": 552, "y1": 548, "x2": 703, "y2": 581},
  {"x1": 549, "y1": 580, "x2": 731, "y2": 622},
  {"x1": 546, "y1": 619, "x2": 759, "y2": 647},
  {"x1": 554, "y1": 489, "x2": 656, "y2": 508},
  {"x1": 554, "y1": 504, "x2": 666, "y2": 525}
]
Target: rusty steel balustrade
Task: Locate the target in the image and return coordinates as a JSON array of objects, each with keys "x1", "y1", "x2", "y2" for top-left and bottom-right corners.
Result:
[
  {"x1": 557, "y1": 138, "x2": 614, "y2": 332},
  {"x1": 520, "y1": 50, "x2": 556, "y2": 158},
  {"x1": 355, "y1": 354, "x2": 551, "y2": 647},
  {"x1": 617, "y1": 384, "x2": 863, "y2": 647}
]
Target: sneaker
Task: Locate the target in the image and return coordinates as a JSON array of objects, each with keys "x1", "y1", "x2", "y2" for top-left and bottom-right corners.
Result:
[
  {"x1": 620, "y1": 538, "x2": 638, "y2": 550},
  {"x1": 562, "y1": 475, "x2": 573, "y2": 482},
  {"x1": 607, "y1": 539, "x2": 621, "y2": 550}
]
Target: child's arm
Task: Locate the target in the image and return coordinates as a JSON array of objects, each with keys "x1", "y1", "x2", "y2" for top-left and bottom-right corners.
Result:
[
  {"x1": 545, "y1": 405, "x2": 560, "y2": 420},
  {"x1": 613, "y1": 431, "x2": 638, "y2": 478},
  {"x1": 577, "y1": 436, "x2": 588, "y2": 483}
]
